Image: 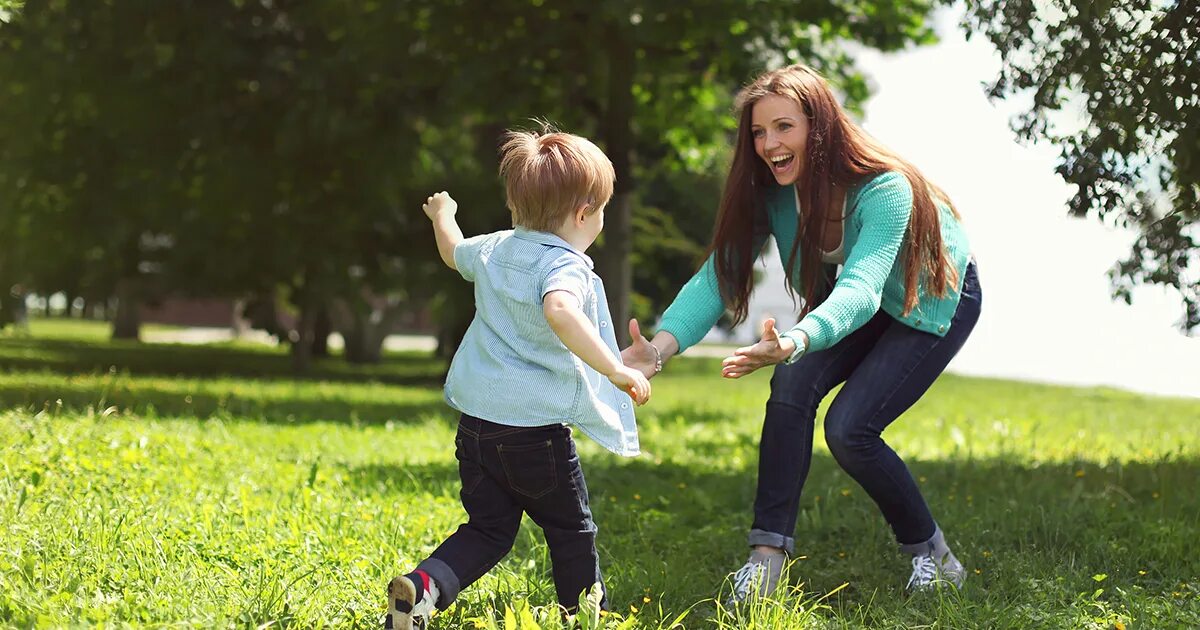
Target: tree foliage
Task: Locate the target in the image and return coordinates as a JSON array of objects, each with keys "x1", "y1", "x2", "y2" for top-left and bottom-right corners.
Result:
[
  {"x1": 961, "y1": 0, "x2": 1200, "y2": 330},
  {"x1": 0, "y1": 0, "x2": 945, "y2": 358}
]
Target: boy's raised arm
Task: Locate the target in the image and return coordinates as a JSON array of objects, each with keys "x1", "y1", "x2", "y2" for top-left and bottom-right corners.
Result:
[{"x1": 422, "y1": 191, "x2": 463, "y2": 270}]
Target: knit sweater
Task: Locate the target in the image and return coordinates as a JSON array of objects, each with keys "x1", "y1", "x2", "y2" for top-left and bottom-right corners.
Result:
[{"x1": 658, "y1": 171, "x2": 972, "y2": 355}]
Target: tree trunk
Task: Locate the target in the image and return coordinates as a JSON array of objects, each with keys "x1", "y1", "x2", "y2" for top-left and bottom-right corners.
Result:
[
  {"x1": 435, "y1": 283, "x2": 475, "y2": 371},
  {"x1": 330, "y1": 297, "x2": 406, "y2": 365},
  {"x1": 311, "y1": 305, "x2": 331, "y2": 358},
  {"x1": 231, "y1": 299, "x2": 249, "y2": 338},
  {"x1": 596, "y1": 23, "x2": 636, "y2": 347},
  {"x1": 243, "y1": 289, "x2": 289, "y2": 342},
  {"x1": 291, "y1": 293, "x2": 317, "y2": 373},
  {"x1": 342, "y1": 326, "x2": 384, "y2": 364},
  {"x1": 112, "y1": 278, "x2": 141, "y2": 341}
]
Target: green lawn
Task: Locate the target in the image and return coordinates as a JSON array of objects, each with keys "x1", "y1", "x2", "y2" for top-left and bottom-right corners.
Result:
[
  {"x1": 1, "y1": 323, "x2": 1198, "y2": 628},
  {"x1": 22, "y1": 317, "x2": 187, "y2": 342}
]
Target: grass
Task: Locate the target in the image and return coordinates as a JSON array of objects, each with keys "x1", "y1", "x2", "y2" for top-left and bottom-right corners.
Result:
[
  {"x1": 1, "y1": 319, "x2": 1198, "y2": 628},
  {"x1": 21, "y1": 318, "x2": 186, "y2": 342}
]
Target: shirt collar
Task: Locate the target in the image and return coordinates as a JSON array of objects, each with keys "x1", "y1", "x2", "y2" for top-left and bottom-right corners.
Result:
[{"x1": 513, "y1": 227, "x2": 594, "y2": 269}]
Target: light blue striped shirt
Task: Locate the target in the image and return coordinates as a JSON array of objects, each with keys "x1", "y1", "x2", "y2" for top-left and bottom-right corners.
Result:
[{"x1": 443, "y1": 227, "x2": 640, "y2": 457}]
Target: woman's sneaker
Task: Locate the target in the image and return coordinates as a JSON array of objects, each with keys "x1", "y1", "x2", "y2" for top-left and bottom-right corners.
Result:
[
  {"x1": 906, "y1": 549, "x2": 965, "y2": 591},
  {"x1": 726, "y1": 549, "x2": 786, "y2": 605},
  {"x1": 901, "y1": 528, "x2": 965, "y2": 592},
  {"x1": 385, "y1": 571, "x2": 437, "y2": 630}
]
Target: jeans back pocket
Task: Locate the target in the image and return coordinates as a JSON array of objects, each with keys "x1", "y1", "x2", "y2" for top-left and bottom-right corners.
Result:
[{"x1": 497, "y1": 439, "x2": 558, "y2": 500}]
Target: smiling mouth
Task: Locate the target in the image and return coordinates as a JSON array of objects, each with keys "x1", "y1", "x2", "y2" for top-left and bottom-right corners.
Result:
[{"x1": 769, "y1": 154, "x2": 795, "y2": 172}]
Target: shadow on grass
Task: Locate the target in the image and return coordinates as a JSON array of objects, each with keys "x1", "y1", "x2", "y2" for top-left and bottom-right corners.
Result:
[
  {"x1": 0, "y1": 336, "x2": 445, "y2": 386},
  {"x1": 0, "y1": 379, "x2": 453, "y2": 426},
  {"x1": 343, "y1": 450, "x2": 1200, "y2": 622}
]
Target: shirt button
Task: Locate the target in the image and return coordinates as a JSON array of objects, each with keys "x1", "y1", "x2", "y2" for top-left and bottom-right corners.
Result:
[
  {"x1": 621, "y1": 402, "x2": 628, "y2": 409},
  {"x1": 600, "y1": 321, "x2": 608, "y2": 328}
]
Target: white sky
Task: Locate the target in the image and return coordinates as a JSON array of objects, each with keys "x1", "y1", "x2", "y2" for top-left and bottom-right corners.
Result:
[{"x1": 726, "y1": 6, "x2": 1199, "y2": 399}]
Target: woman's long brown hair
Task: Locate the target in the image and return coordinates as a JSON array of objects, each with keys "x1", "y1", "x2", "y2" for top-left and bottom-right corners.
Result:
[{"x1": 710, "y1": 64, "x2": 960, "y2": 325}]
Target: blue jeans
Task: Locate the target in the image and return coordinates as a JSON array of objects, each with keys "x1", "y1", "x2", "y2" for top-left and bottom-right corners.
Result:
[
  {"x1": 417, "y1": 414, "x2": 606, "y2": 613},
  {"x1": 749, "y1": 262, "x2": 982, "y2": 553}
]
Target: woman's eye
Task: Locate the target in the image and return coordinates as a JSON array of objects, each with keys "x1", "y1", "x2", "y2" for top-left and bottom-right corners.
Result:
[
  {"x1": 778, "y1": 122, "x2": 792, "y2": 131},
  {"x1": 752, "y1": 129, "x2": 765, "y2": 138}
]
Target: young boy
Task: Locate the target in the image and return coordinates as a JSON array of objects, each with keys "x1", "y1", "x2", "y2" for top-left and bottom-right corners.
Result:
[{"x1": 385, "y1": 129, "x2": 651, "y2": 630}]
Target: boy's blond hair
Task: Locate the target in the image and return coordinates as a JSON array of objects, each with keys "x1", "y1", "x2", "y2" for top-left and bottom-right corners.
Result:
[{"x1": 498, "y1": 128, "x2": 615, "y2": 232}]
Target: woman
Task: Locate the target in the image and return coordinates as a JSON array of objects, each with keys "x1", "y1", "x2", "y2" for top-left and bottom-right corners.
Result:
[{"x1": 622, "y1": 64, "x2": 981, "y2": 598}]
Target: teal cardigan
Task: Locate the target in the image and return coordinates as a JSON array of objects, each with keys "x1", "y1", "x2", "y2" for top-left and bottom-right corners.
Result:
[{"x1": 659, "y1": 171, "x2": 972, "y2": 355}]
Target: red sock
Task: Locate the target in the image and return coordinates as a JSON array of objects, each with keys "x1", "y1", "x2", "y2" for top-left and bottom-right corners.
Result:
[
  {"x1": 414, "y1": 570, "x2": 431, "y2": 593},
  {"x1": 405, "y1": 570, "x2": 432, "y2": 602}
]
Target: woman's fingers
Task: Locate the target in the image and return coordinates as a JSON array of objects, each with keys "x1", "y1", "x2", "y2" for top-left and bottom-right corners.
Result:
[
  {"x1": 722, "y1": 359, "x2": 763, "y2": 378},
  {"x1": 628, "y1": 318, "x2": 643, "y2": 344},
  {"x1": 730, "y1": 343, "x2": 771, "y2": 361},
  {"x1": 722, "y1": 366, "x2": 753, "y2": 379},
  {"x1": 761, "y1": 318, "x2": 777, "y2": 340},
  {"x1": 724, "y1": 351, "x2": 770, "y2": 367}
]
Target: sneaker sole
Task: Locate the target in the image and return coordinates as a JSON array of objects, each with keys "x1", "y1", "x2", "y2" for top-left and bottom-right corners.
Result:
[{"x1": 385, "y1": 576, "x2": 418, "y2": 630}]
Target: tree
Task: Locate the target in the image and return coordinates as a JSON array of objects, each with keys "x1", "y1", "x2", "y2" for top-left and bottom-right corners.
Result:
[
  {"x1": 0, "y1": 0, "x2": 201, "y2": 340},
  {"x1": 1, "y1": 0, "x2": 948, "y2": 363},
  {"x1": 960, "y1": 0, "x2": 1200, "y2": 330},
  {"x1": 422, "y1": 0, "x2": 942, "y2": 344},
  {"x1": 0, "y1": 0, "x2": 448, "y2": 361}
]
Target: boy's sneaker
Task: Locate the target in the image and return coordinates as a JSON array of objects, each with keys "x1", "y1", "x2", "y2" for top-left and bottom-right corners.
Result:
[
  {"x1": 902, "y1": 528, "x2": 965, "y2": 592},
  {"x1": 385, "y1": 571, "x2": 437, "y2": 630},
  {"x1": 726, "y1": 548, "x2": 786, "y2": 605}
]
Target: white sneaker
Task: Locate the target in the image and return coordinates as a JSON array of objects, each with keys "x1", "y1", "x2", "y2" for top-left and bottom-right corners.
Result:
[
  {"x1": 905, "y1": 548, "x2": 965, "y2": 591},
  {"x1": 901, "y1": 526, "x2": 965, "y2": 592},
  {"x1": 727, "y1": 549, "x2": 786, "y2": 604}
]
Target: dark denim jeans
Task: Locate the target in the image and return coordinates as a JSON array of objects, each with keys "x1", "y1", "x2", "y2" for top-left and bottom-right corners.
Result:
[
  {"x1": 417, "y1": 414, "x2": 606, "y2": 613},
  {"x1": 750, "y1": 262, "x2": 982, "y2": 553}
]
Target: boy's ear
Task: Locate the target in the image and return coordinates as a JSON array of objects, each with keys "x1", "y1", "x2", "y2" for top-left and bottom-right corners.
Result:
[{"x1": 575, "y1": 203, "x2": 591, "y2": 224}]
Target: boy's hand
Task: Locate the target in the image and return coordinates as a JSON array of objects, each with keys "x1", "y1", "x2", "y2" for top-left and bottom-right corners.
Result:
[
  {"x1": 422, "y1": 191, "x2": 458, "y2": 221},
  {"x1": 609, "y1": 366, "x2": 651, "y2": 406}
]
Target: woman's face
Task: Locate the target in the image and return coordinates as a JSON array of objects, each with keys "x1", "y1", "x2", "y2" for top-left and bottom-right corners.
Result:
[{"x1": 751, "y1": 94, "x2": 809, "y2": 186}]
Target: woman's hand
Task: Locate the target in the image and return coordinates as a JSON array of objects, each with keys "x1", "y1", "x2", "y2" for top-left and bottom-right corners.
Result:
[
  {"x1": 721, "y1": 318, "x2": 797, "y2": 379},
  {"x1": 620, "y1": 319, "x2": 661, "y2": 380}
]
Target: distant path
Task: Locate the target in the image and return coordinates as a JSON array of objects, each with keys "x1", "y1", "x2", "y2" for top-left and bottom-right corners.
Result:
[{"x1": 143, "y1": 327, "x2": 438, "y2": 353}]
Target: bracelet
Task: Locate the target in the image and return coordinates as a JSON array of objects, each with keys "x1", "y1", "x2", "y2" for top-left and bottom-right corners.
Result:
[{"x1": 650, "y1": 343, "x2": 663, "y2": 373}]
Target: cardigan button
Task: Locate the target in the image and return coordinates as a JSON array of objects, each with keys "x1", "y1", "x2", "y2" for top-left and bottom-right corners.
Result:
[
  {"x1": 915, "y1": 319, "x2": 922, "y2": 326},
  {"x1": 938, "y1": 325, "x2": 946, "y2": 333}
]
